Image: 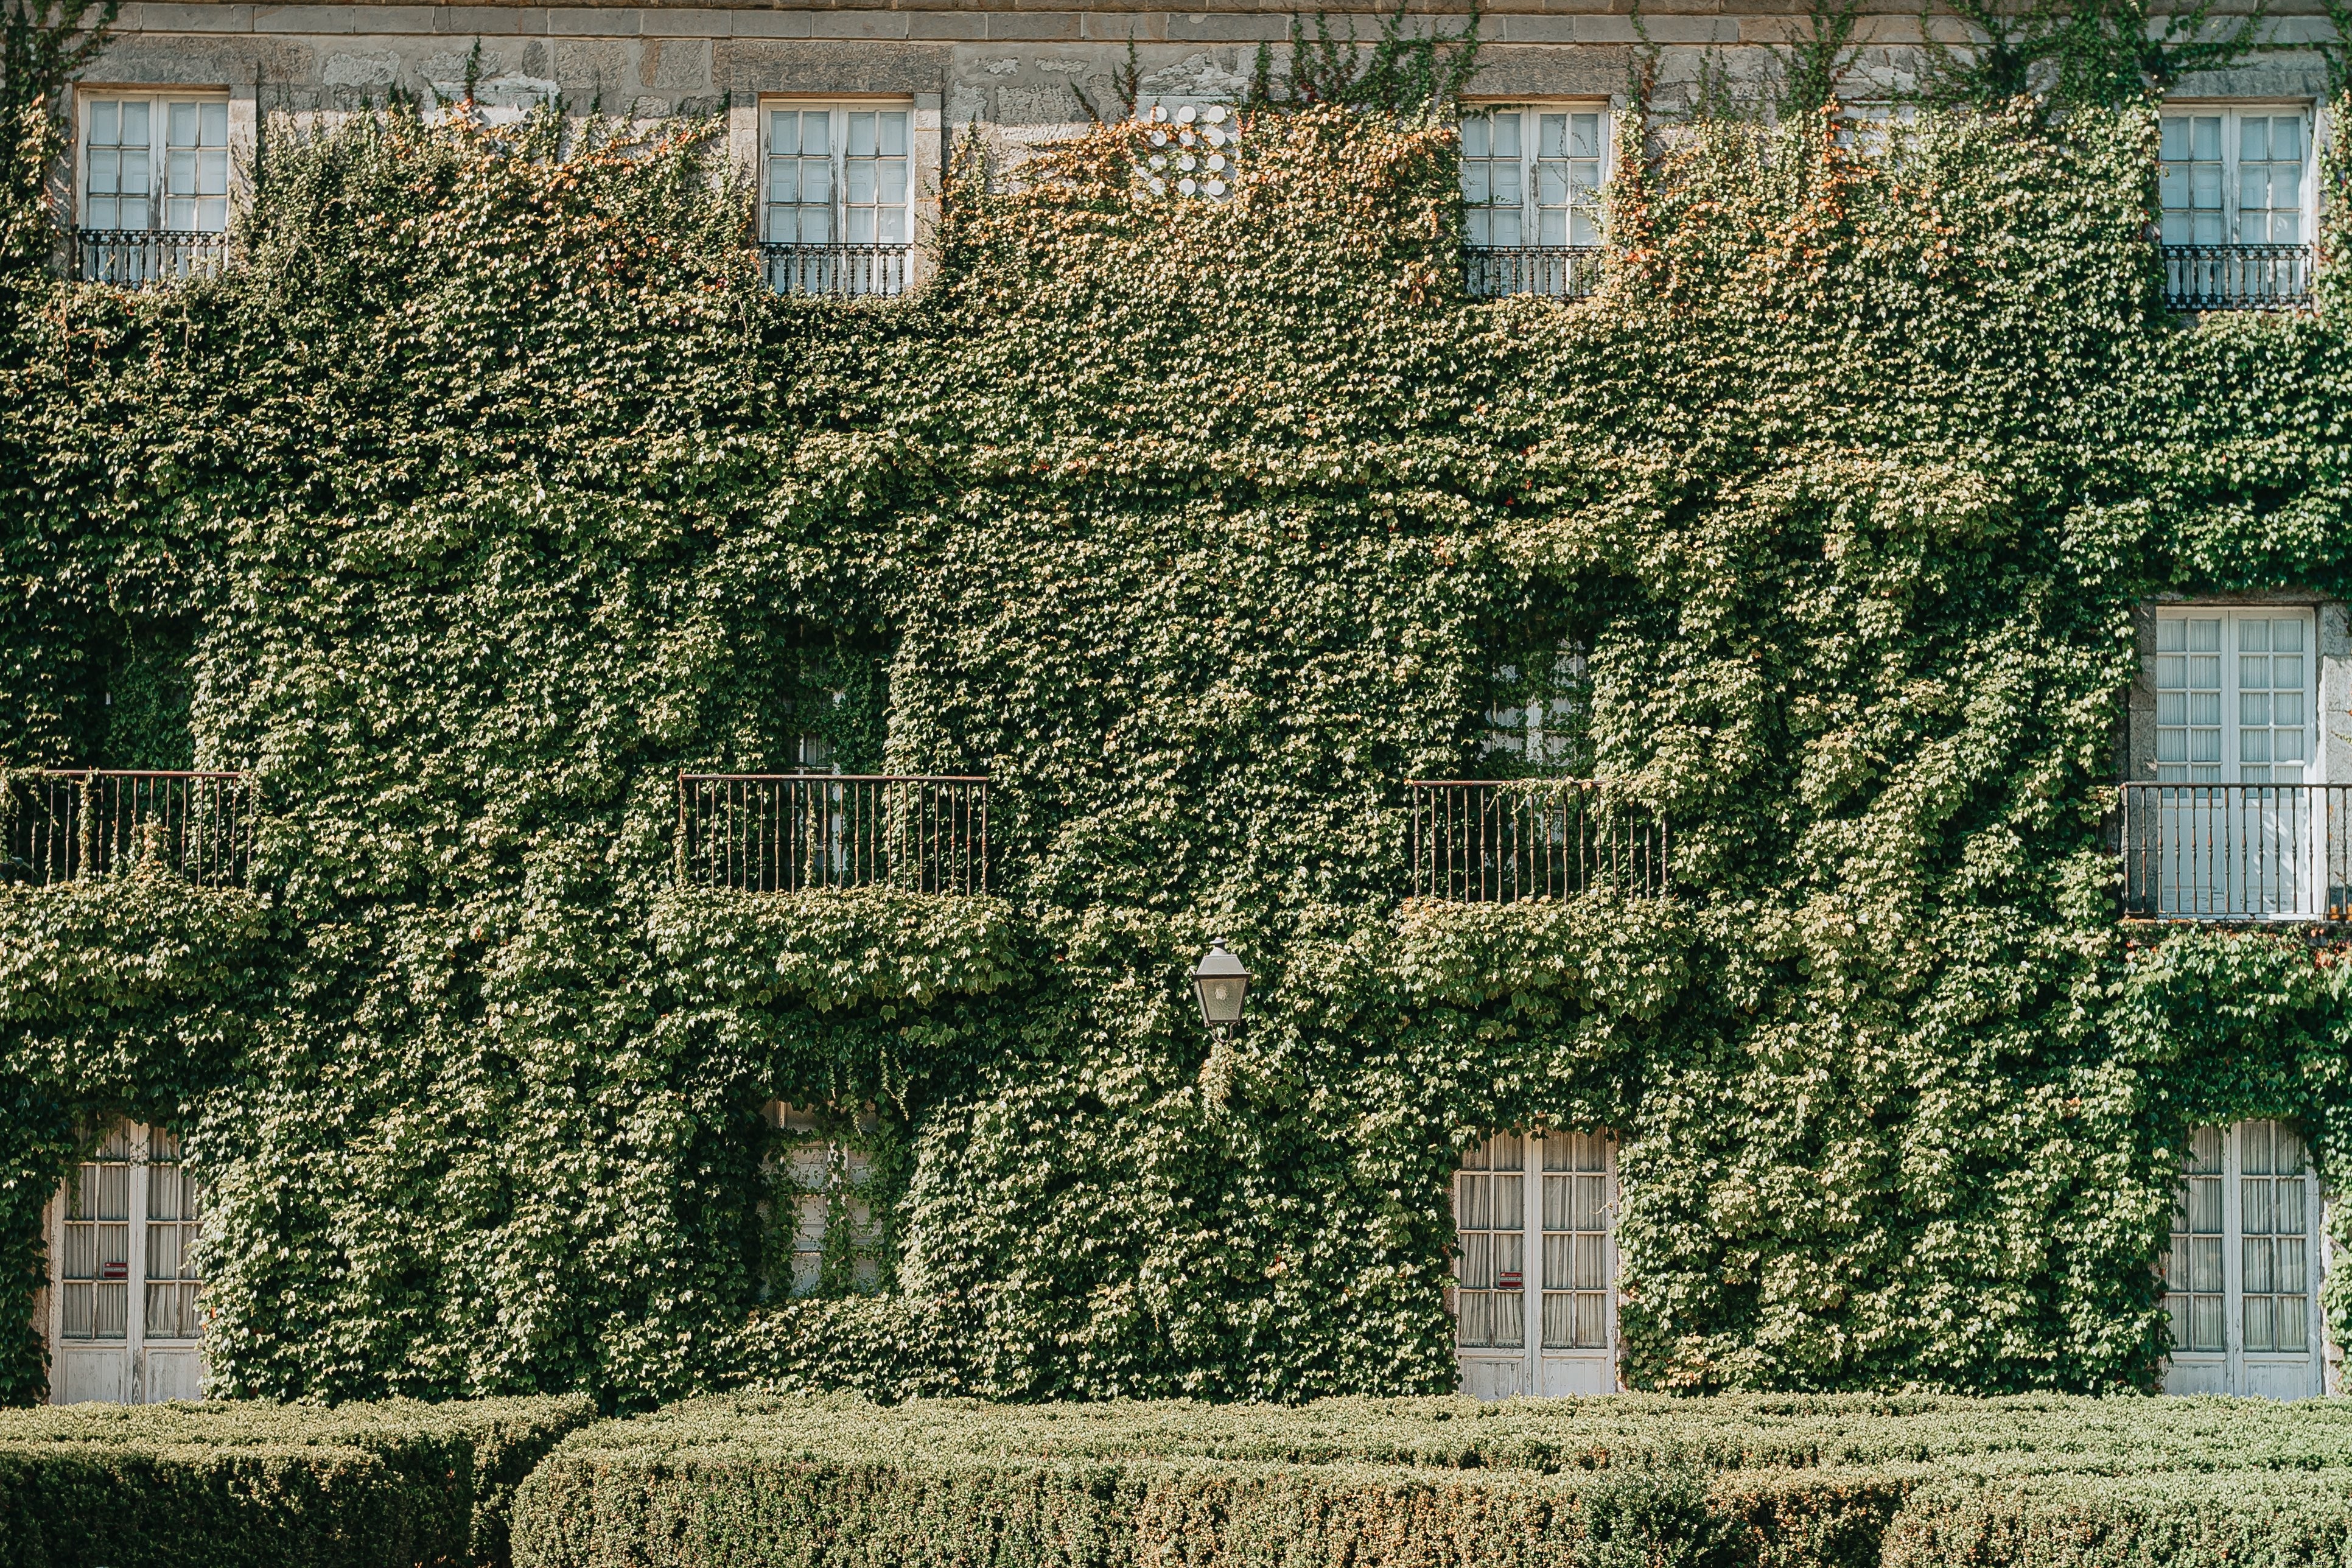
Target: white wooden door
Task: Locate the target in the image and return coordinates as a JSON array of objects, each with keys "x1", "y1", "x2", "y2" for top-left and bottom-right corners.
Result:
[
  {"x1": 1452, "y1": 1129, "x2": 1618, "y2": 1398},
  {"x1": 2163, "y1": 1119, "x2": 2326, "y2": 1398},
  {"x1": 46, "y1": 1120, "x2": 206, "y2": 1404}
]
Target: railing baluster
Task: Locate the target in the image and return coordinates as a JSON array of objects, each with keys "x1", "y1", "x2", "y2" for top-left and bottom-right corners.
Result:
[
  {"x1": 675, "y1": 774, "x2": 990, "y2": 894},
  {"x1": 1404, "y1": 780, "x2": 1665, "y2": 904}
]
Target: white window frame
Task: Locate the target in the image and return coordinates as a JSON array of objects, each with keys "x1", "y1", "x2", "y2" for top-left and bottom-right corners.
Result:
[
  {"x1": 75, "y1": 89, "x2": 232, "y2": 236},
  {"x1": 1451, "y1": 1128, "x2": 1619, "y2": 1398},
  {"x1": 2163, "y1": 1119, "x2": 2328, "y2": 1400},
  {"x1": 44, "y1": 1119, "x2": 207, "y2": 1404},
  {"x1": 1458, "y1": 102, "x2": 1610, "y2": 251},
  {"x1": 2151, "y1": 606, "x2": 2319, "y2": 786},
  {"x1": 758, "y1": 97, "x2": 915, "y2": 252},
  {"x1": 2158, "y1": 102, "x2": 2319, "y2": 248}
]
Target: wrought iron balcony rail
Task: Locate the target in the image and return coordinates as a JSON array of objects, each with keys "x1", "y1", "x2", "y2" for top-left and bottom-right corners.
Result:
[
  {"x1": 677, "y1": 773, "x2": 989, "y2": 894},
  {"x1": 760, "y1": 242, "x2": 911, "y2": 299},
  {"x1": 1465, "y1": 245, "x2": 1604, "y2": 300},
  {"x1": 2161, "y1": 243, "x2": 2313, "y2": 312},
  {"x1": 1, "y1": 770, "x2": 257, "y2": 887},
  {"x1": 72, "y1": 228, "x2": 232, "y2": 287},
  {"x1": 1407, "y1": 779, "x2": 1667, "y2": 902},
  {"x1": 2118, "y1": 783, "x2": 2352, "y2": 921}
]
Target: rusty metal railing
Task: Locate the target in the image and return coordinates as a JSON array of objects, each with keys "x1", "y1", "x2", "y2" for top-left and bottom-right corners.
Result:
[
  {"x1": 1407, "y1": 779, "x2": 1666, "y2": 901},
  {"x1": 2118, "y1": 783, "x2": 2352, "y2": 920},
  {"x1": 1, "y1": 770, "x2": 257, "y2": 887},
  {"x1": 677, "y1": 774, "x2": 989, "y2": 894}
]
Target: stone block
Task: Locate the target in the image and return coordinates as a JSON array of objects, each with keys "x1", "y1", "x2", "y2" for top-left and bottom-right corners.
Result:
[
  {"x1": 998, "y1": 83, "x2": 1087, "y2": 121},
  {"x1": 644, "y1": 37, "x2": 712, "y2": 87},
  {"x1": 984, "y1": 13, "x2": 1084, "y2": 39},
  {"x1": 1165, "y1": 13, "x2": 1290, "y2": 41},
  {"x1": 719, "y1": 38, "x2": 952, "y2": 94},
  {"x1": 548, "y1": 7, "x2": 638, "y2": 36},
  {"x1": 904, "y1": 12, "x2": 992, "y2": 38},
  {"x1": 726, "y1": 11, "x2": 816, "y2": 38},
  {"x1": 1081, "y1": 13, "x2": 1168, "y2": 40},
  {"x1": 1496, "y1": 15, "x2": 1579, "y2": 41},
  {"x1": 320, "y1": 47, "x2": 400, "y2": 85},
  {"x1": 117, "y1": 5, "x2": 257, "y2": 34},
  {"x1": 251, "y1": 5, "x2": 439, "y2": 35},
  {"x1": 808, "y1": 12, "x2": 916, "y2": 39},
  {"x1": 553, "y1": 38, "x2": 628, "y2": 86},
  {"x1": 429, "y1": 7, "x2": 545, "y2": 35},
  {"x1": 637, "y1": 7, "x2": 732, "y2": 37}
]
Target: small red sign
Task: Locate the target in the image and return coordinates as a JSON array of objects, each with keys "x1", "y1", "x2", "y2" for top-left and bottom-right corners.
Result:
[
  {"x1": 100, "y1": 1261, "x2": 127, "y2": 1281},
  {"x1": 1497, "y1": 1270, "x2": 1522, "y2": 1289}
]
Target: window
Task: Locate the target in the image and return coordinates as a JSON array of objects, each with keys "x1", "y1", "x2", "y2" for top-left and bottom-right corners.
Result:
[
  {"x1": 762, "y1": 102, "x2": 914, "y2": 297},
  {"x1": 2127, "y1": 607, "x2": 2324, "y2": 919},
  {"x1": 1461, "y1": 107, "x2": 1604, "y2": 248},
  {"x1": 1451, "y1": 1129, "x2": 1617, "y2": 1398},
  {"x1": 761, "y1": 1102, "x2": 887, "y2": 1298},
  {"x1": 2152, "y1": 610, "x2": 2311, "y2": 785},
  {"x1": 77, "y1": 93, "x2": 231, "y2": 284},
  {"x1": 2160, "y1": 110, "x2": 2308, "y2": 247},
  {"x1": 47, "y1": 1119, "x2": 208, "y2": 1403},
  {"x1": 1460, "y1": 107, "x2": 1606, "y2": 298},
  {"x1": 56, "y1": 1122, "x2": 134, "y2": 1346},
  {"x1": 83, "y1": 95, "x2": 228, "y2": 234},
  {"x1": 2163, "y1": 1120, "x2": 2325, "y2": 1399}
]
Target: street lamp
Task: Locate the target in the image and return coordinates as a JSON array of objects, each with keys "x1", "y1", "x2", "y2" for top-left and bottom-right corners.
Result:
[{"x1": 1191, "y1": 940, "x2": 1253, "y2": 1039}]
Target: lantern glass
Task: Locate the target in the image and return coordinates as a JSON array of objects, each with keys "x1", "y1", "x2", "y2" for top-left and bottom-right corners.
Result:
[{"x1": 1191, "y1": 943, "x2": 1251, "y2": 1029}]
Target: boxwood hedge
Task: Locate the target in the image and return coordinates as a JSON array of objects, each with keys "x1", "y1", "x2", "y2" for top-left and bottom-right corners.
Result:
[
  {"x1": 507, "y1": 1394, "x2": 2352, "y2": 1568},
  {"x1": 0, "y1": 1393, "x2": 595, "y2": 1568}
]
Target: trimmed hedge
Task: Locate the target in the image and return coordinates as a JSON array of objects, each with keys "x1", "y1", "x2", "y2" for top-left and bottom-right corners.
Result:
[
  {"x1": 0, "y1": 1394, "x2": 595, "y2": 1568},
  {"x1": 508, "y1": 1395, "x2": 2352, "y2": 1568}
]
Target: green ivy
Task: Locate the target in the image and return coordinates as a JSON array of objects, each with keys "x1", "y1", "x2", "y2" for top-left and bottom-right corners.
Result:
[{"x1": 5, "y1": 92, "x2": 2352, "y2": 1408}]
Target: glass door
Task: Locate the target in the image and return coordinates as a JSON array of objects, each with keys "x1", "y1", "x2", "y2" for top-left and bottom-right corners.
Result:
[
  {"x1": 46, "y1": 1120, "x2": 207, "y2": 1403},
  {"x1": 2163, "y1": 1119, "x2": 2325, "y2": 1399},
  {"x1": 1452, "y1": 1129, "x2": 1617, "y2": 1398},
  {"x1": 2148, "y1": 609, "x2": 2318, "y2": 917}
]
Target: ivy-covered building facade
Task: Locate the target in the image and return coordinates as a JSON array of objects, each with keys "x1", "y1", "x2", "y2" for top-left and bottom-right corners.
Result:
[{"x1": 10, "y1": 0, "x2": 2352, "y2": 1414}]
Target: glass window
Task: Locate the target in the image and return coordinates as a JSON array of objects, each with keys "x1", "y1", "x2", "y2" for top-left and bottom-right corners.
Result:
[
  {"x1": 1452, "y1": 1132, "x2": 1525, "y2": 1349},
  {"x1": 2152, "y1": 609, "x2": 2310, "y2": 784},
  {"x1": 143, "y1": 1127, "x2": 206, "y2": 1341},
  {"x1": 764, "y1": 104, "x2": 911, "y2": 248},
  {"x1": 57, "y1": 1123, "x2": 134, "y2": 1343},
  {"x1": 2161, "y1": 109, "x2": 2306, "y2": 246},
  {"x1": 1541, "y1": 1130, "x2": 1609, "y2": 1349},
  {"x1": 1462, "y1": 107, "x2": 1603, "y2": 248},
  {"x1": 2166, "y1": 1124, "x2": 2225, "y2": 1351},
  {"x1": 84, "y1": 96, "x2": 228, "y2": 234}
]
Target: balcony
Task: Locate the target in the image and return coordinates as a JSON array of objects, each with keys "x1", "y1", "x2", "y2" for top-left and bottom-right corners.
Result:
[
  {"x1": 72, "y1": 229, "x2": 230, "y2": 287},
  {"x1": 1, "y1": 770, "x2": 256, "y2": 887},
  {"x1": 1465, "y1": 245, "x2": 1603, "y2": 301},
  {"x1": 2118, "y1": 783, "x2": 2352, "y2": 921},
  {"x1": 760, "y1": 243, "x2": 911, "y2": 299},
  {"x1": 677, "y1": 773, "x2": 989, "y2": 894},
  {"x1": 1407, "y1": 779, "x2": 1667, "y2": 901},
  {"x1": 2161, "y1": 243, "x2": 2312, "y2": 312}
]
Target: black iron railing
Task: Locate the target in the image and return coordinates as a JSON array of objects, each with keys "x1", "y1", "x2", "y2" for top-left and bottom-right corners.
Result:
[
  {"x1": 760, "y1": 243, "x2": 911, "y2": 298},
  {"x1": 677, "y1": 774, "x2": 988, "y2": 894},
  {"x1": 2118, "y1": 783, "x2": 2352, "y2": 920},
  {"x1": 1466, "y1": 245, "x2": 1604, "y2": 300},
  {"x1": 1407, "y1": 779, "x2": 1666, "y2": 901},
  {"x1": 73, "y1": 229, "x2": 231, "y2": 287},
  {"x1": 2161, "y1": 243, "x2": 2313, "y2": 312},
  {"x1": 1, "y1": 770, "x2": 257, "y2": 887}
]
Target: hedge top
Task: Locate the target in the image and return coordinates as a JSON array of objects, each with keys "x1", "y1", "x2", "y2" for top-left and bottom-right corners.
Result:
[{"x1": 548, "y1": 1392, "x2": 2352, "y2": 1477}]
